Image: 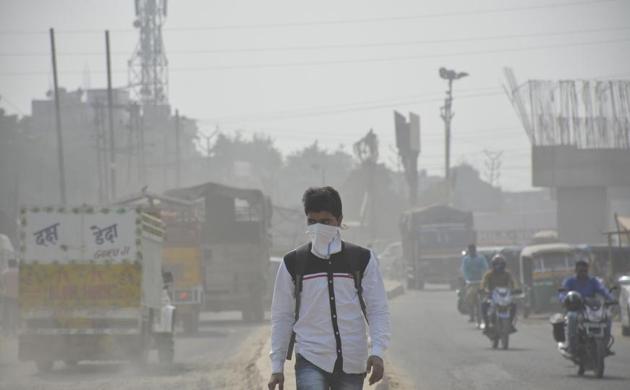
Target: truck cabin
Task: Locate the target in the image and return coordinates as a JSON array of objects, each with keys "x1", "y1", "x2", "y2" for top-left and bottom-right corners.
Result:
[
  {"x1": 166, "y1": 182, "x2": 271, "y2": 247},
  {"x1": 400, "y1": 205, "x2": 475, "y2": 289},
  {"x1": 401, "y1": 205, "x2": 475, "y2": 251}
]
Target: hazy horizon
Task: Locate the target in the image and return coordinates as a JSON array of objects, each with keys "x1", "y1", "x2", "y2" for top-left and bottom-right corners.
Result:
[{"x1": 1, "y1": 0, "x2": 629, "y2": 191}]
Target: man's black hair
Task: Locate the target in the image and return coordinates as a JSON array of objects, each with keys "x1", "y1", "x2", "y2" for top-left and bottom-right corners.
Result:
[{"x1": 302, "y1": 186, "x2": 343, "y2": 219}]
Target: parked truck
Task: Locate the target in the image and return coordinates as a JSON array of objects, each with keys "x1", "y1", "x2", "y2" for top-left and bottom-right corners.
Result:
[
  {"x1": 18, "y1": 206, "x2": 175, "y2": 371},
  {"x1": 116, "y1": 192, "x2": 205, "y2": 334},
  {"x1": 400, "y1": 205, "x2": 476, "y2": 290},
  {"x1": 168, "y1": 182, "x2": 271, "y2": 323}
]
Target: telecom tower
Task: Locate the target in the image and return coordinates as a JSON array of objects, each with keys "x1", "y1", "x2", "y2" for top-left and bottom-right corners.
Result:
[{"x1": 128, "y1": 0, "x2": 169, "y2": 105}]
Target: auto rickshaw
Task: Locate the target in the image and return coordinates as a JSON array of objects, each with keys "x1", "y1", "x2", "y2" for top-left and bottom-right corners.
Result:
[{"x1": 519, "y1": 243, "x2": 577, "y2": 315}]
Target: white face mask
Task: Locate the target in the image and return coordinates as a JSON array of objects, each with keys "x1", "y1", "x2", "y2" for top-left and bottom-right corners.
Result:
[{"x1": 306, "y1": 223, "x2": 340, "y2": 259}]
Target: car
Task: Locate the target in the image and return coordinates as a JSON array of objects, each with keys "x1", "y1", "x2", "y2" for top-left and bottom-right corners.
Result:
[{"x1": 619, "y1": 275, "x2": 630, "y2": 336}]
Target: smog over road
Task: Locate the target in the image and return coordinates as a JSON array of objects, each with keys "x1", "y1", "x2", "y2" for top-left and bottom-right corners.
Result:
[{"x1": 1, "y1": 1, "x2": 630, "y2": 389}]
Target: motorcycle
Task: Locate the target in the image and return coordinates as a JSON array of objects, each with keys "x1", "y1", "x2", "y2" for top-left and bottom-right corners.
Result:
[
  {"x1": 551, "y1": 290, "x2": 617, "y2": 378},
  {"x1": 484, "y1": 287, "x2": 520, "y2": 349}
]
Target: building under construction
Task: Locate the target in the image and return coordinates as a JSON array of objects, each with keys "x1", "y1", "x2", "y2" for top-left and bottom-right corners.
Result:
[{"x1": 505, "y1": 69, "x2": 630, "y2": 243}]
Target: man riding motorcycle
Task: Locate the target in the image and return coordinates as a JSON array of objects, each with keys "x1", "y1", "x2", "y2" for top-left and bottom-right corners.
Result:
[
  {"x1": 481, "y1": 255, "x2": 517, "y2": 334},
  {"x1": 460, "y1": 244, "x2": 488, "y2": 323},
  {"x1": 558, "y1": 259, "x2": 615, "y2": 357}
]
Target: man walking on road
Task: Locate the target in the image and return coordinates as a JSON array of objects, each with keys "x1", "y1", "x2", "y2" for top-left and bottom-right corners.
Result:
[{"x1": 268, "y1": 186, "x2": 391, "y2": 390}]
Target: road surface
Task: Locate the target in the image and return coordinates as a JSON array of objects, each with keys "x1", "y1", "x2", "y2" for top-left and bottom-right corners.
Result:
[
  {"x1": 0, "y1": 312, "x2": 265, "y2": 390},
  {"x1": 388, "y1": 285, "x2": 630, "y2": 390}
]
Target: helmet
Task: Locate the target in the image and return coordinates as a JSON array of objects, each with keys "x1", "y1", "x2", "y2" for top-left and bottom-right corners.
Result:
[
  {"x1": 575, "y1": 258, "x2": 589, "y2": 268},
  {"x1": 563, "y1": 291, "x2": 584, "y2": 311},
  {"x1": 491, "y1": 254, "x2": 507, "y2": 271}
]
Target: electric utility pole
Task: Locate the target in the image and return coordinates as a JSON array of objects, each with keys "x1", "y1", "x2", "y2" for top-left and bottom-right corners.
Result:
[
  {"x1": 105, "y1": 30, "x2": 117, "y2": 201},
  {"x1": 49, "y1": 28, "x2": 67, "y2": 204}
]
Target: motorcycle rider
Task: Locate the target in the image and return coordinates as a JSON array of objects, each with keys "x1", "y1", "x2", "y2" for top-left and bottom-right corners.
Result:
[
  {"x1": 481, "y1": 255, "x2": 517, "y2": 334},
  {"x1": 460, "y1": 244, "x2": 488, "y2": 322},
  {"x1": 558, "y1": 259, "x2": 615, "y2": 357}
]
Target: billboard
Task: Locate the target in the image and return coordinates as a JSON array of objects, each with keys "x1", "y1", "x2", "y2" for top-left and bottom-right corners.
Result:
[{"x1": 20, "y1": 207, "x2": 139, "y2": 263}]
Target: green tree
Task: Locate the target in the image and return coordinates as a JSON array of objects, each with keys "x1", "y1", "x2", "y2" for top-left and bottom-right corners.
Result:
[
  {"x1": 278, "y1": 142, "x2": 354, "y2": 207},
  {"x1": 206, "y1": 132, "x2": 284, "y2": 198}
]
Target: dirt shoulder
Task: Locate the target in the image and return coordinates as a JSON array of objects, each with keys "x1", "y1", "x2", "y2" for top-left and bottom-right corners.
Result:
[{"x1": 0, "y1": 327, "x2": 268, "y2": 390}]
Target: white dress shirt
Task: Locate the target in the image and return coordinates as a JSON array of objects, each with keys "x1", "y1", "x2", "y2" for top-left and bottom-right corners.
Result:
[{"x1": 269, "y1": 236, "x2": 391, "y2": 374}]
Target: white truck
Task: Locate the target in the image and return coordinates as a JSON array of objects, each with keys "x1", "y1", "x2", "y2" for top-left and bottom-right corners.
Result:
[{"x1": 18, "y1": 206, "x2": 175, "y2": 371}]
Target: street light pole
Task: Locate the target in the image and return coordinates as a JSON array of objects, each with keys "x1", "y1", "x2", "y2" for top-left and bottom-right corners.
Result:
[
  {"x1": 439, "y1": 67, "x2": 468, "y2": 184},
  {"x1": 442, "y1": 78, "x2": 453, "y2": 182}
]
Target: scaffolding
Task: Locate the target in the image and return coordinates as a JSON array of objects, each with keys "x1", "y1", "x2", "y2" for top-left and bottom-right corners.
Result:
[{"x1": 504, "y1": 68, "x2": 630, "y2": 149}]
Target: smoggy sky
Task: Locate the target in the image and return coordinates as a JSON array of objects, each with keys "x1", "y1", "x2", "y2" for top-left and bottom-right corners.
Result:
[{"x1": 1, "y1": 0, "x2": 629, "y2": 190}]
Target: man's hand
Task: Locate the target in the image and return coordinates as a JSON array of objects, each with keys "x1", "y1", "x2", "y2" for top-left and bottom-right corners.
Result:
[
  {"x1": 268, "y1": 373, "x2": 284, "y2": 390},
  {"x1": 366, "y1": 355, "x2": 384, "y2": 385}
]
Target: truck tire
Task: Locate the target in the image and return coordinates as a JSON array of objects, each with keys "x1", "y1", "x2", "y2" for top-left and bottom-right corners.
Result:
[
  {"x1": 243, "y1": 293, "x2": 265, "y2": 323},
  {"x1": 35, "y1": 359, "x2": 54, "y2": 372},
  {"x1": 157, "y1": 334, "x2": 174, "y2": 365},
  {"x1": 133, "y1": 345, "x2": 149, "y2": 367},
  {"x1": 133, "y1": 323, "x2": 150, "y2": 367},
  {"x1": 243, "y1": 305, "x2": 264, "y2": 323},
  {"x1": 623, "y1": 306, "x2": 630, "y2": 336},
  {"x1": 252, "y1": 302, "x2": 265, "y2": 323},
  {"x1": 182, "y1": 309, "x2": 200, "y2": 335}
]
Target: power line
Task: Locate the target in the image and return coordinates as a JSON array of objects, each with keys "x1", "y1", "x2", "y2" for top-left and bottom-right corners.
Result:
[
  {"x1": 3, "y1": 36, "x2": 630, "y2": 77},
  {"x1": 197, "y1": 87, "x2": 503, "y2": 123},
  {"x1": 0, "y1": 0, "x2": 618, "y2": 35},
  {"x1": 197, "y1": 90, "x2": 506, "y2": 124},
  {"x1": 3, "y1": 25, "x2": 630, "y2": 57},
  {"x1": 168, "y1": 37, "x2": 630, "y2": 70}
]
